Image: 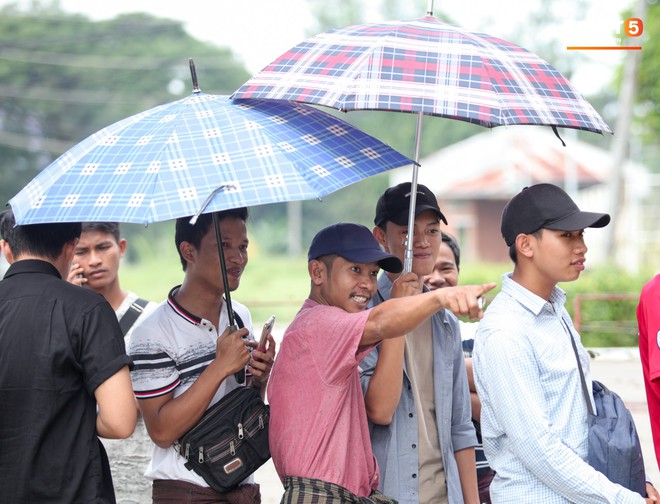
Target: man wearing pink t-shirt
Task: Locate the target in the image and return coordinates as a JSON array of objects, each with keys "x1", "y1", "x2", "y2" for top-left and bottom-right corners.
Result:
[
  {"x1": 638, "y1": 274, "x2": 660, "y2": 469},
  {"x1": 267, "y1": 222, "x2": 495, "y2": 503}
]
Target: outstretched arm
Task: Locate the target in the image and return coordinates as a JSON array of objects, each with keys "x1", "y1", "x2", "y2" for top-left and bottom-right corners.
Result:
[{"x1": 361, "y1": 281, "x2": 496, "y2": 346}]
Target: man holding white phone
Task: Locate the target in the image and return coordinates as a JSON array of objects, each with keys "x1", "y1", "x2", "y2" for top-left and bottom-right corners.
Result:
[{"x1": 128, "y1": 208, "x2": 276, "y2": 503}]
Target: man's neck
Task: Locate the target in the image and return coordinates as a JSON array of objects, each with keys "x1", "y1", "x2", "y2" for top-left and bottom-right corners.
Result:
[
  {"x1": 175, "y1": 280, "x2": 224, "y2": 324},
  {"x1": 98, "y1": 283, "x2": 128, "y2": 312},
  {"x1": 511, "y1": 267, "x2": 555, "y2": 301}
]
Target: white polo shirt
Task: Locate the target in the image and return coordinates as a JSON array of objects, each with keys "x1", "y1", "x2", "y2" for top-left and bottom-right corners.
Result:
[{"x1": 128, "y1": 286, "x2": 254, "y2": 486}]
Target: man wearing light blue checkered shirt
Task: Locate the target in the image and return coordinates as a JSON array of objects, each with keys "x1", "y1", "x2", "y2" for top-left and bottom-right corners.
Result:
[{"x1": 473, "y1": 184, "x2": 657, "y2": 504}]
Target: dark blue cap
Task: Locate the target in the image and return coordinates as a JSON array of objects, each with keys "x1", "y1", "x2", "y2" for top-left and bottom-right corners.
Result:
[{"x1": 308, "y1": 222, "x2": 403, "y2": 273}]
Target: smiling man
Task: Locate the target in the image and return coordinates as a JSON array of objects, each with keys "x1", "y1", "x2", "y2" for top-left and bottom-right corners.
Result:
[
  {"x1": 361, "y1": 183, "x2": 481, "y2": 504},
  {"x1": 473, "y1": 184, "x2": 656, "y2": 503},
  {"x1": 268, "y1": 222, "x2": 494, "y2": 503},
  {"x1": 127, "y1": 209, "x2": 276, "y2": 503}
]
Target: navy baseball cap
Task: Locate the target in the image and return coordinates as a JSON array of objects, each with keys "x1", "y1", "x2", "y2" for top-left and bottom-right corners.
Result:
[
  {"x1": 374, "y1": 182, "x2": 447, "y2": 228},
  {"x1": 501, "y1": 183, "x2": 610, "y2": 246},
  {"x1": 308, "y1": 222, "x2": 403, "y2": 273}
]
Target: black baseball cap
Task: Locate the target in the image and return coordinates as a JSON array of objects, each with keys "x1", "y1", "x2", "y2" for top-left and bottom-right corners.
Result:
[
  {"x1": 374, "y1": 182, "x2": 447, "y2": 228},
  {"x1": 308, "y1": 222, "x2": 403, "y2": 273},
  {"x1": 501, "y1": 183, "x2": 610, "y2": 246}
]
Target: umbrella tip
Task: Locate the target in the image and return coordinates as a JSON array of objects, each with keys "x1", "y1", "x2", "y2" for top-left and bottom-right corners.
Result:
[
  {"x1": 189, "y1": 58, "x2": 201, "y2": 93},
  {"x1": 426, "y1": 0, "x2": 434, "y2": 16}
]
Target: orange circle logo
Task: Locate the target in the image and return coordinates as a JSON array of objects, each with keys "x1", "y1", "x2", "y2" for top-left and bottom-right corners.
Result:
[{"x1": 624, "y1": 18, "x2": 644, "y2": 37}]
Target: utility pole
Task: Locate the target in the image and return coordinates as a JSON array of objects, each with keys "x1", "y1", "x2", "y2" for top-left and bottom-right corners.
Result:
[{"x1": 605, "y1": 0, "x2": 647, "y2": 261}]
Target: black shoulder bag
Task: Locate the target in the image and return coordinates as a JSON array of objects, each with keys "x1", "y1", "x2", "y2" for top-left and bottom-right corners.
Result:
[{"x1": 174, "y1": 313, "x2": 271, "y2": 493}]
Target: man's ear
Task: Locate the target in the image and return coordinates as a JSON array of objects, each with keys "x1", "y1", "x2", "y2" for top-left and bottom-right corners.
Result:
[
  {"x1": 308, "y1": 259, "x2": 326, "y2": 286},
  {"x1": 179, "y1": 241, "x2": 195, "y2": 266},
  {"x1": 0, "y1": 239, "x2": 14, "y2": 264},
  {"x1": 118, "y1": 238, "x2": 127, "y2": 258},
  {"x1": 515, "y1": 233, "x2": 534, "y2": 259},
  {"x1": 372, "y1": 226, "x2": 388, "y2": 251}
]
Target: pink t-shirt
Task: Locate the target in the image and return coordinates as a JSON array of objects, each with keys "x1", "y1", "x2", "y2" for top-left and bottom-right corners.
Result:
[
  {"x1": 638, "y1": 274, "x2": 660, "y2": 469},
  {"x1": 267, "y1": 299, "x2": 379, "y2": 497}
]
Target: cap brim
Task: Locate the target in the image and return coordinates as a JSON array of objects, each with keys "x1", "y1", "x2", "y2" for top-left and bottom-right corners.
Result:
[
  {"x1": 544, "y1": 211, "x2": 610, "y2": 232},
  {"x1": 341, "y1": 248, "x2": 403, "y2": 274},
  {"x1": 389, "y1": 205, "x2": 448, "y2": 226}
]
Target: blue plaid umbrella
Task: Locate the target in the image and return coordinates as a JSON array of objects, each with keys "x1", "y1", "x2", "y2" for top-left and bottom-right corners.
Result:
[
  {"x1": 8, "y1": 88, "x2": 411, "y2": 377},
  {"x1": 9, "y1": 93, "x2": 412, "y2": 225}
]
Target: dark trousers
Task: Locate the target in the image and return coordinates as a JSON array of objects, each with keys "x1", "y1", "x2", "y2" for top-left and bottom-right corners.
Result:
[
  {"x1": 152, "y1": 479, "x2": 260, "y2": 504},
  {"x1": 281, "y1": 476, "x2": 397, "y2": 504}
]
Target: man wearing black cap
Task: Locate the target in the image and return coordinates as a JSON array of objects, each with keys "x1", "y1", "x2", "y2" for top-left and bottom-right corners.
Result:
[
  {"x1": 473, "y1": 184, "x2": 655, "y2": 503},
  {"x1": 268, "y1": 222, "x2": 494, "y2": 503},
  {"x1": 361, "y1": 182, "x2": 485, "y2": 504}
]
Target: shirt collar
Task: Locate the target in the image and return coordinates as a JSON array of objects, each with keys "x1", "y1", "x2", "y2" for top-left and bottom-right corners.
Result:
[
  {"x1": 3, "y1": 259, "x2": 61, "y2": 280},
  {"x1": 166, "y1": 285, "x2": 202, "y2": 326},
  {"x1": 500, "y1": 272, "x2": 567, "y2": 316}
]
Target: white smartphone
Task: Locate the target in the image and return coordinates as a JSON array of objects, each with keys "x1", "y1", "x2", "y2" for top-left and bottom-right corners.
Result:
[{"x1": 258, "y1": 315, "x2": 275, "y2": 351}]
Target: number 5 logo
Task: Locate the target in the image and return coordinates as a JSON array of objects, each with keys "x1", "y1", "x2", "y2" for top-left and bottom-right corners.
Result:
[{"x1": 625, "y1": 18, "x2": 644, "y2": 37}]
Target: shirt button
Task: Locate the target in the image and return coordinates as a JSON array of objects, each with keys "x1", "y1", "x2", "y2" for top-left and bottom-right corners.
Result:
[
  {"x1": 412, "y1": 473, "x2": 417, "y2": 479},
  {"x1": 412, "y1": 444, "x2": 417, "y2": 449},
  {"x1": 408, "y1": 413, "x2": 413, "y2": 418}
]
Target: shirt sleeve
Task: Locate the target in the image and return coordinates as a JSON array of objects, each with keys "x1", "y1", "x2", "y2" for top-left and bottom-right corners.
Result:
[
  {"x1": 79, "y1": 299, "x2": 132, "y2": 394},
  {"x1": 127, "y1": 314, "x2": 180, "y2": 399},
  {"x1": 449, "y1": 317, "x2": 477, "y2": 452},
  {"x1": 476, "y1": 327, "x2": 645, "y2": 504}
]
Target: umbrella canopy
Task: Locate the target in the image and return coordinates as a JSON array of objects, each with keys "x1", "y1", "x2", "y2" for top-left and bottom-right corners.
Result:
[
  {"x1": 232, "y1": 16, "x2": 611, "y2": 135},
  {"x1": 233, "y1": 15, "x2": 612, "y2": 271},
  {"x1": 9, "y1": 93, "x2": 412, "y2": 225}
]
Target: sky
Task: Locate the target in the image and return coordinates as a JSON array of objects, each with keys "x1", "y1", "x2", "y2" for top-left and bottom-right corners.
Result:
[{"x1": 6, "y1": 0, "x2": 637, "y2": 95}]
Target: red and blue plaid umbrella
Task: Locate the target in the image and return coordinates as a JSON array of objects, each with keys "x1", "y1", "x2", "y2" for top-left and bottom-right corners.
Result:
[
  {"x1": 233, "y1": 14, "x2": 612, "y2": 270},
  {"x1": 233, "y1": 15, "x2": 610, "y2": 134}
]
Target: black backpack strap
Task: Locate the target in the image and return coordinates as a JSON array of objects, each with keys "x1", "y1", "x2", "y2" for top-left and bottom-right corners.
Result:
[{"x1": 119, "y1": 297, "x2": 149, "y2": 336}]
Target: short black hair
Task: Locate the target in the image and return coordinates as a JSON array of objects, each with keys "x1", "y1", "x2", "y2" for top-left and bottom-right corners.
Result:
[
  {"x1": 0, "y1": 209, "x2": 81, "y2": 261},
  {"x1": 175, "y1": 208, "x2": 248, "y2": 271},
  {"x1": 81, "y1": 222, "x2": 121, "y2": 243},
  {"x1": 441, "y1": 232, "x2": 460, "y2": 270}
]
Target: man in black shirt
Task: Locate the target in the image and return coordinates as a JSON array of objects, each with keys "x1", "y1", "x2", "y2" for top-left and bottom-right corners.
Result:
[{"x1": 0, "y1": 210, "x2": 136, "y2": 503}]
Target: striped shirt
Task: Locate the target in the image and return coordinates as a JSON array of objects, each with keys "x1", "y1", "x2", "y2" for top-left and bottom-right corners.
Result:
[
  {"x1": 127, "y1": 286, "x2": 253, "y2": 486},
  {"x1": 473, "y1": 273, "x2": 645, "y2": 504}
]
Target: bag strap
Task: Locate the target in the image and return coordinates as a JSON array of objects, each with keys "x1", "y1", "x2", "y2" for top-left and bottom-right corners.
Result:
[
  {"x1": 564, "y1": 317, "x2": 595, "y2": 416},
  {"x1": 119, "y1": 297, "x2": 149, "y2": 336}
]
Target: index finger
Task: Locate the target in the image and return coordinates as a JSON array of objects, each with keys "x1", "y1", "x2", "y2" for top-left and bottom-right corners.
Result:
[{"x1": 477, "y1": 282, "x2": 497, "y2": 296}]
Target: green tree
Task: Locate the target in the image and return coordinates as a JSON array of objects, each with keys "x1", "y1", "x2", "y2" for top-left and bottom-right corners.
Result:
[
  {"x1": 0, "y1": 2, "x2": 251, "y2": 207},
  {"x1": 635, "y1": 1, "x2": 660, "y2": 165}
]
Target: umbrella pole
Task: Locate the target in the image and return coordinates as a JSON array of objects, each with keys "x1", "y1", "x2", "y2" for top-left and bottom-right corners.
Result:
[
  {"x1": 212, "y1": 212, "x2": 246, "y2": 384},
  {"x1": 212, "y1": 212, "x2": 235, "y2": 327},
  {"x1": 403, "y1": 111, "x2": 424, "y2": 273}
]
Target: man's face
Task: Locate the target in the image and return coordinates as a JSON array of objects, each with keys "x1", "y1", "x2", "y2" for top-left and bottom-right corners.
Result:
[
  {"x1": 316, "y1": 256, "x2": 380, "y2": 313},
  {"x1": 425, "y1": 241, "x2": 459, "y2": 290},
  {"x1": 376, "y1": 210, "x2": 441, "y2": 277},
  {"x1": 73, "y1": 230, "x2": 125, "y2": 291},
  {"x1": 528, "y1": 228, "x2": 588, "y2": 284},
  {"x1": 187, "y1": 216, "x2": 249, "y2": 293}
]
